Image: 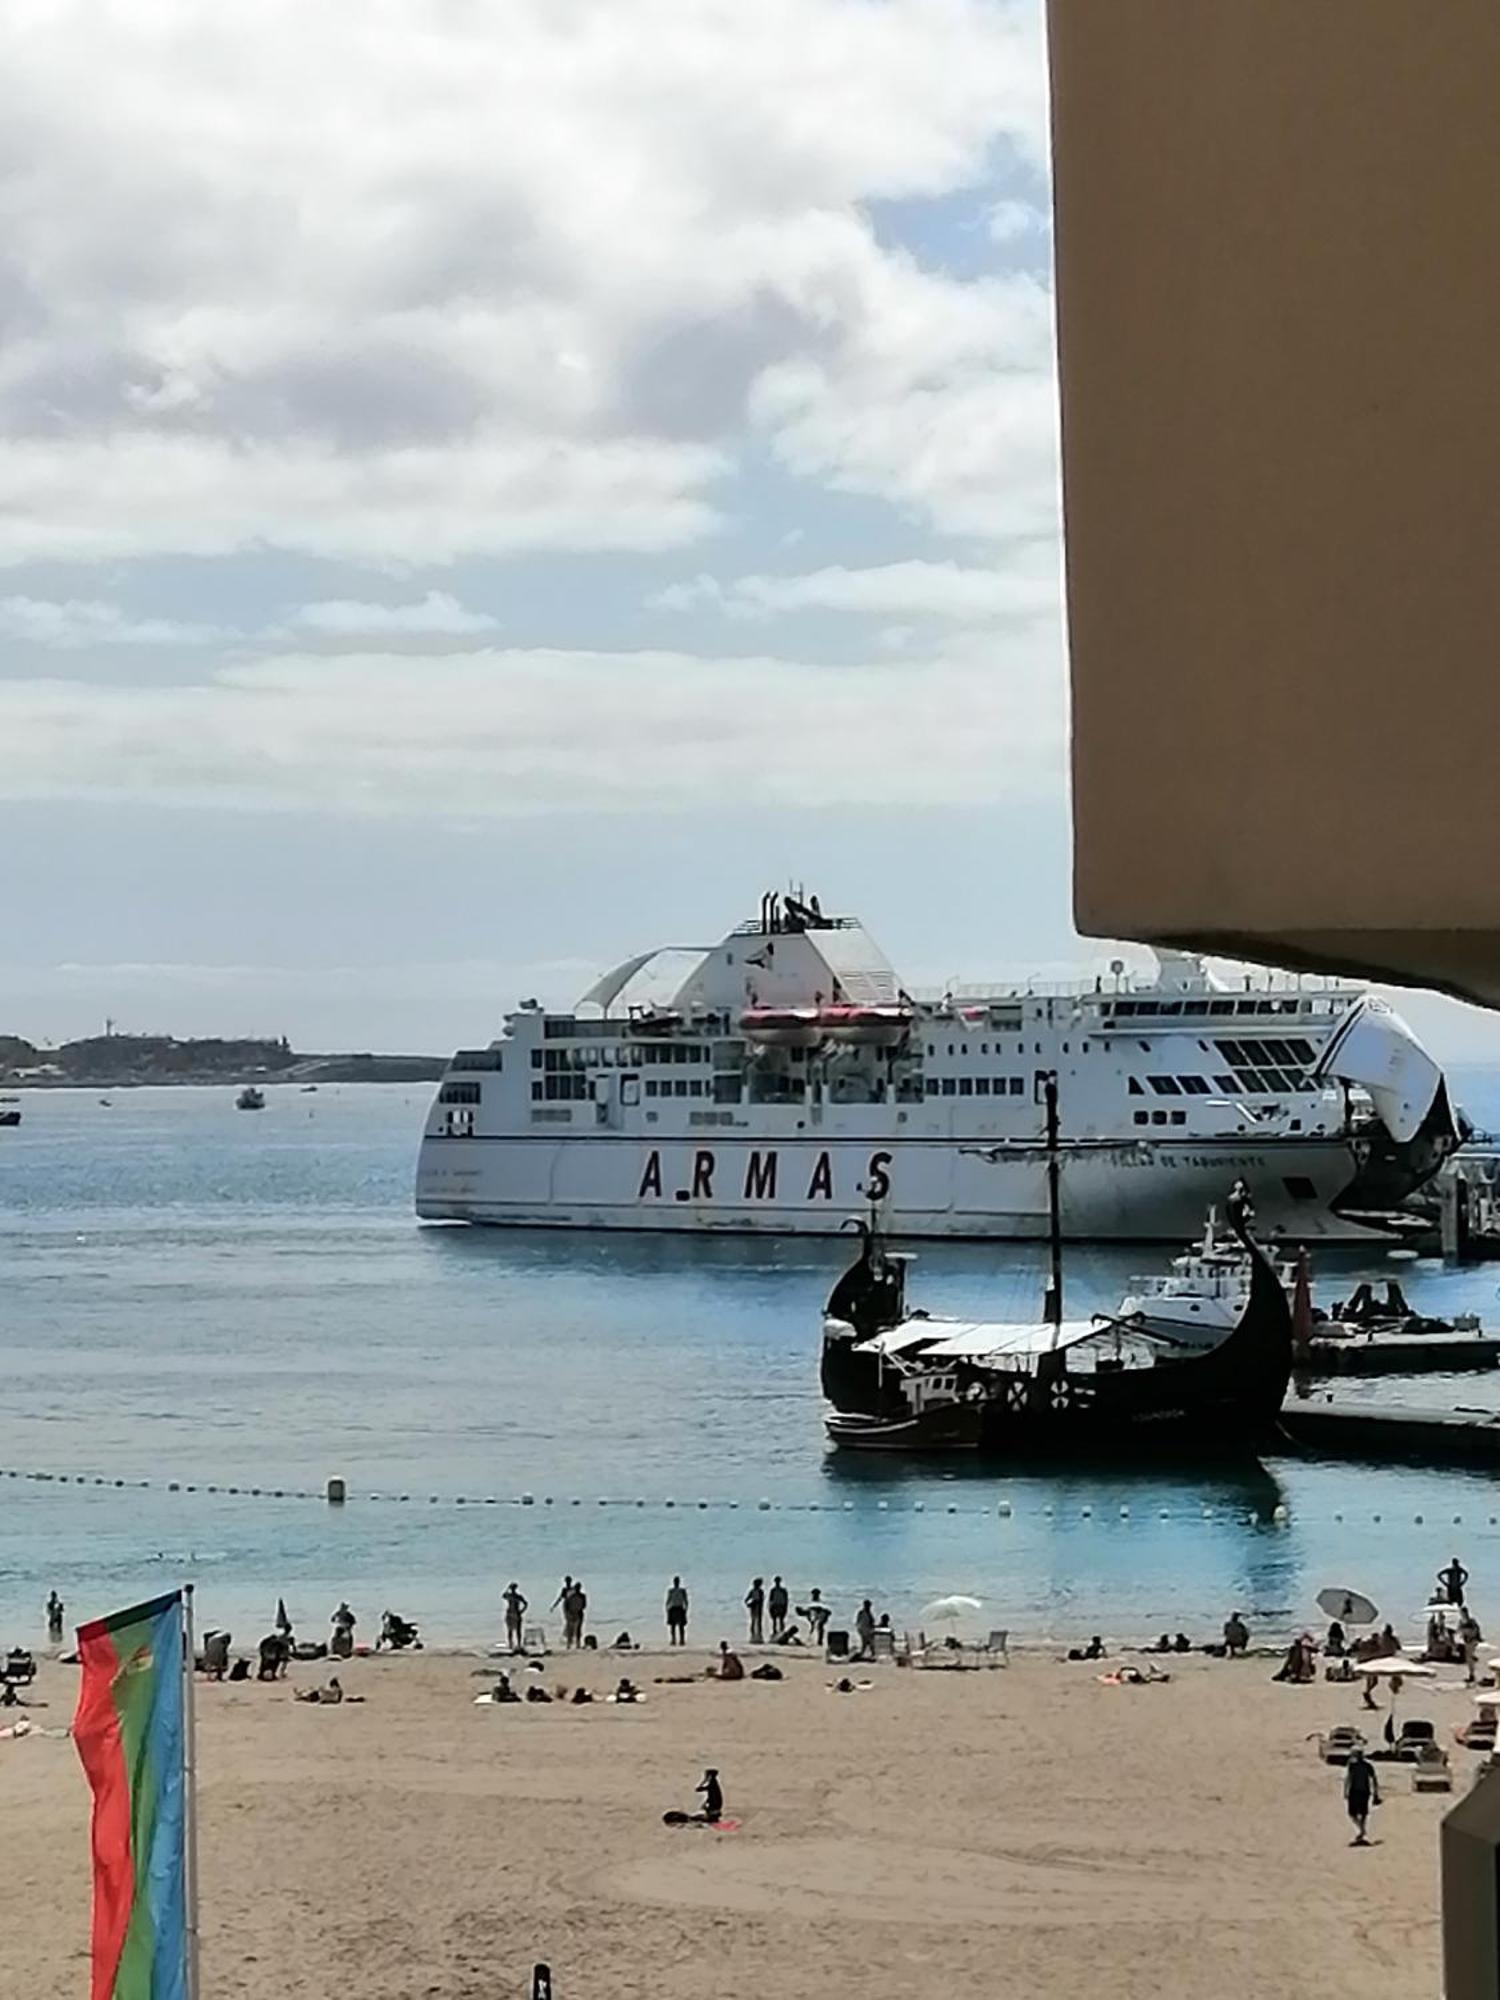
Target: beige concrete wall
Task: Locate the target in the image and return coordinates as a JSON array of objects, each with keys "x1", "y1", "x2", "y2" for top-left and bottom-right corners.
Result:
[{"x1": 1050, "y1": 2, "x2": 1500, "y2": 1001}]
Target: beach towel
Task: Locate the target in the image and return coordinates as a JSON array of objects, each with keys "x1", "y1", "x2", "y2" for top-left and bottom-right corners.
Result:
[{"x1": 662, "y1": 1812, "x2": 741, "y2": 1831}]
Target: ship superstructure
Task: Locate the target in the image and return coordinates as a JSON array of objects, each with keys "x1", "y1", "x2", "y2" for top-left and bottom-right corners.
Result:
[{"x1": 415, "y1": 891, "x2": 1462, "y2": 1241}]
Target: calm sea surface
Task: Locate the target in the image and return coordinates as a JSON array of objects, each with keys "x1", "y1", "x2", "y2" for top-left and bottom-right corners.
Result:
[{"x1": 5, "y1": 1077, "x2": 1500, "y2": 1654}]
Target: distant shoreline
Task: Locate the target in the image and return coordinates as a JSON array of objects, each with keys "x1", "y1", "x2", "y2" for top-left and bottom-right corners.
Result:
[{"x1": 5, "y1": 1059, "x2": 444, "y2": 1089}]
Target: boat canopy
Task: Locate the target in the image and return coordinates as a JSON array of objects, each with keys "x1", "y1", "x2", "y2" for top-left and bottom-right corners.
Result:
[{"x1": 854, "y1": 1316, "x2": 1107, "y2": 1361}]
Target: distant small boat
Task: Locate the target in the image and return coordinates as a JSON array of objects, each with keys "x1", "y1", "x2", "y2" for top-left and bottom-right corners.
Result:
[
  {"x1": 299, "y1": 1084, "x2": 318, "y2": 1093},
  {"x1": 98, "y1": 1097, "x2": 113, "y2": 1108},
  {"x1": 236, "y1": 1086, "x2": 266, "y2": 1111},
  {"x1": 0, "y1": 1094, "x2": 20, "y2": 1129}
]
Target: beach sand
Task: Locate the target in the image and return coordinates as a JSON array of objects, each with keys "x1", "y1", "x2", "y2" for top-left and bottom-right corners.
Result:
[{"x1": 3, "y1": 1643, "x2": 1454, "y2": 1999}]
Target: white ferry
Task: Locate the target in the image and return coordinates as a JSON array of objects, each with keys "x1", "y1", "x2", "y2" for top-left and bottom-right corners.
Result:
[{"x1": 415, "y1": 891, "x2": 1463, "y2": 1241}]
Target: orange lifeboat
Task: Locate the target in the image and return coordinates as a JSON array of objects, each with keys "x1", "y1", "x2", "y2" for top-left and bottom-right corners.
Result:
[{"x1": 817, "y1": 1005, "x2": 912, "y2": 1048}]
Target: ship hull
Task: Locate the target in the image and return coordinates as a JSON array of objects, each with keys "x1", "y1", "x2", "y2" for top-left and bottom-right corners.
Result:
[{"x1": 415, "y1": 1130, "x2": 1410, "y2": 1242}]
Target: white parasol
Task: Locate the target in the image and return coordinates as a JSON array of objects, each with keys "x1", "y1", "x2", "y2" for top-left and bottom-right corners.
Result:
[
  {"x1": 1361, "y1": 1657, "x2": 1434, "y2": 1677},
  {"x1": 1472, "y1": 1691, "x2": 1500, "y2": 1707},
  {"x1": 922, "y1": 1595, "x2": 983, "y2": 1621},
  {"x1": 1316, "y1": 1587, "x2": 1377, "y2": 1626}
]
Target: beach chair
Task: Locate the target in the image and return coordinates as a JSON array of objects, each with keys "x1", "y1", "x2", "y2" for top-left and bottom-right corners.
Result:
[
  {"x1": 1411, "y1": 1743, "x2": 1452, "y2": 1793},
  {"x1": 1394, "y1": 1718, "x2": 1437, "y2": 1761},
  {"x1": 825, "y1": 1628, "x2": 851, "y2": 1663},
  {"x1": 870, "y1": 1629, "x2": 896, "y2": 1663},
  {"x1": 978, "y1": 1629, "x2": 1010, "y2": 1666},
  {"x1": 521, "y1": 1624, "x2": 548, "y2": 1656},
  {"x1": 1454, "y1": 1718, "x2": 1496, "y2": 1749},
  {"x1": 1315, "y1": 1725, "x2": 1365, "y2": 1764}
]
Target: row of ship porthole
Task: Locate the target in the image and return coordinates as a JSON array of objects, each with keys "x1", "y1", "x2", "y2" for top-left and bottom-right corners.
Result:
[{"x1": 0, "y1": 1467, "x2": 1493, "y2": 1529}]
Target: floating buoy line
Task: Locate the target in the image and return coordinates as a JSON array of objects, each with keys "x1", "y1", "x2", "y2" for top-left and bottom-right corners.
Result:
[{"x1": 0, "y1": 1464, "x2": 1491, "y2": 1529}]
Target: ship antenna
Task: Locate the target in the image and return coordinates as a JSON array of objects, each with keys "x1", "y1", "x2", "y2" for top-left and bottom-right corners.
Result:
[{"x1": 1037, "y1": 1069, "x2": 1063, "y2": 1342}]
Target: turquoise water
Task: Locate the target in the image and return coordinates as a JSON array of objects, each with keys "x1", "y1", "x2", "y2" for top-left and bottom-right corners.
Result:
[{"x1": 4, "y1": 1080, "x2": 1500, "y2": 1655}]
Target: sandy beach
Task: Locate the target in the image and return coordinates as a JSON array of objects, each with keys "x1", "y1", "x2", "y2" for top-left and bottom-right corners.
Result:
[{"x1": 2, "y1": 1638, "x2": 1458, "y2": 1999}]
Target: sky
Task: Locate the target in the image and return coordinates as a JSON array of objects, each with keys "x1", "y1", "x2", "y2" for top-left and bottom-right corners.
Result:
[{"x1": 2, "y1": 0, "x2": 1497, "y2": 1066}]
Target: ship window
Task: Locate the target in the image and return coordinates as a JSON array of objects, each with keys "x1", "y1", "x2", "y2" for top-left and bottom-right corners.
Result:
[
  {"x1": 1170, "y1": 1110, "x2": 1186, "y2": 1125},
  {"x1": 621, "y1": 1077, "x2": 639, "y2": 1106},
  {"x1": 1134, "y1": 1111, "x2": 1149, "y2": 1125},
  {"x1": 1178, "y1": 1075, "x2": 1211, "y2": 1096},
  {"x1": 981, "y1": 1042, "x2": 989, "y2": 1055},
  {"x1": 1009, "y1": 1077, "x2": 1024, "y2": 1096},
  {"x1": 644, "y1": 1081, "x2": 658, "y2": 1097},
  {"x1": 1151, "y1": 1109, "x2": 1167, "y2": 1124},
  {"x1": 959, "y1": 1078, "x2": 974, "y2": 1097},
  {"x1": 1208, "y1": 1000, "x2": 1234, "y2": 1015},
  {"x1": 1214, "y1": 1075, "x2": 1241, "y2": 1094},
  {"x1": 1284, "y1": 1175, "x2": 1317, "y2": 1201},
  {"x1": 439, "y1": 1082, "x2": 482, "y2": 1105},
  {"x1": 925, "y1": 1078, "x2": 939, "y2": 1097},
  {"x1": 941, "y1": 1078, "x2": 956, "y2": 1097},
  {"x1": 531, "y1": 1080, "x2": 543, "y2": 1101},
  {"x1": 1288, "y1": 1038, "x2": 1316, "y2": 1065},
  {"x1": 975, "y1": 1078, "x2": 990, "y2": 1096},
  {"x1": 531, "y1": 1050, "x2": 543, "y2": 1068},
  {"x1": 1128, "y1": 1076, "x2": 1143, "y2": 1095},
  {"x1": 1260, "y1": 1068, "x2": 1290, "y2": 1093},
  {"x1": 1148, "y1": 1076, "x2": 1181, "y2": 1096}
]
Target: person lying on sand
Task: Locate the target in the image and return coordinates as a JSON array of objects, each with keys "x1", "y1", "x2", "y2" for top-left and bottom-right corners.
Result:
[{"x1": 295, "y1": 1676, "x2": 355, "y2": 1705}]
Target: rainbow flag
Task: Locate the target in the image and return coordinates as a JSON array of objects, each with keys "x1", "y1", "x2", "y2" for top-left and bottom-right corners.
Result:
[{"x1": 73, "y1": 1591, "x2": 191, "y2": 2000}]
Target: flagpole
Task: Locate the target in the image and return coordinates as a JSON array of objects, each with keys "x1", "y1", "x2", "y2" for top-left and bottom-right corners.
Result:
[{"x1": 182, "y1": 1583, "x2": 202, "y2": 2000}]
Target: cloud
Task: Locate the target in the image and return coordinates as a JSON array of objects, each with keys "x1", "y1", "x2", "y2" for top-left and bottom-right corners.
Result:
[
  {"x1": 650, "y1": 555, "x2": 1060, "y2": 622},
  {"x1": 0, "y1": 636, "x2": 1064, "y2": 818},
  {"x1": 288, "y1": 592, "x2": 498, "y2": 638},
  {"x1": 0, "y1": 0, "x2": 1049, "y2": 564},
  {"x1": 0, "y1": 596, "x2": 233, "y2": 647}
]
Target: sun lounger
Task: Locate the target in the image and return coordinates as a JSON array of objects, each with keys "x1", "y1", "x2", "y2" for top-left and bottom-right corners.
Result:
[
  {"x1": 870, "y1": 1630, "x2": 896, "y2": 1662},
  {"x1": 1455, "y1": 1719, "x2": 1496, "y2": 1749},
  {"x1": 1315, "y1": 1725, "x2": 1366, "y2": 1764},
  {"x1": 1411, "y1": 1742, "x2": 1452, "y2": 1792},
  {"x1": 1394, "y1": 1718, "x2": 1437, "y2": 1761},
  {"x1": 521, "y1": 1624, "x2": 548, "y2": 1656},
  {"x1": 979, "y1": 1629, "x2": 1010, "y2": 1666}
]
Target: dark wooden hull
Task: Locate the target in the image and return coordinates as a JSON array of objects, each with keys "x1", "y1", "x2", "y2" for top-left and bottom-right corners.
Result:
[{"x1": 823, "y1": 1215, "x2": 1292, "y2": 1458}]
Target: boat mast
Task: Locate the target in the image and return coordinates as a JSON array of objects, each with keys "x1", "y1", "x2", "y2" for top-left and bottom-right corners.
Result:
[{"x1": 1039, "y1": 1068, "x2": 1063, "y2": 1341}]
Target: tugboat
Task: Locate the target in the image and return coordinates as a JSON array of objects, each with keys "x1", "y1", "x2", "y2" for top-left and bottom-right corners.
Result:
[
  {"x1": 820, "y1": 1074, "x2": 1293, "y2": 1455},
  {"x1": 235, "y1": 1085, "x2": 266, "y2": 1111},
  {"x1": 0, "y1": 1095, "x2": 20, "y2": 1129}
]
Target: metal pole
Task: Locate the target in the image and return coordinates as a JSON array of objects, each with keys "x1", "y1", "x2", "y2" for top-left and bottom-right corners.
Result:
[
  {"x1": 1040, "y1": 1070, "x2": 1063, "y2": 1341},
  {"x1": 182, "y1": 1583, "x2": 202, "y2": 2000}
]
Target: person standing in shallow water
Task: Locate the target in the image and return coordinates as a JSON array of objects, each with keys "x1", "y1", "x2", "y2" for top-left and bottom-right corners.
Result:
[
  {"x1": 768, "y1": 1576, "x2": 789, "y2": 1641},
  {"x1": 564, "y1": 1579, "x2": 587, "y2": 1650},
  {"x1": 503, "y1": 1582, "x2": 527, "y2": 1653},
  {"x1": 1344, "y1": 1748, "x2": 1380, "y2": 1845},
  {"x1": 665, "y1": 1576, "x2": 689, "y2": 1647},
  {"x1": 45, "y1": 1591, "x2": 64, "y2": 1643},
  {"x1": 745, "y1": 1577, "x2": 765, "y2": 1644}
]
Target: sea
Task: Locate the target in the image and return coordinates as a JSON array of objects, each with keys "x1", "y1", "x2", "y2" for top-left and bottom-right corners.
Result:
[{"x1": 5, "y1": 1077, "x2": 1500, "y2": 1657}]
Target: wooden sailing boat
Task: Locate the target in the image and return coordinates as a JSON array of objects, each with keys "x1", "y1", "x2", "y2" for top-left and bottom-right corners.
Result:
[{"x1": 821, "y1": 1072, "x2": 1293, "y2": 1454}]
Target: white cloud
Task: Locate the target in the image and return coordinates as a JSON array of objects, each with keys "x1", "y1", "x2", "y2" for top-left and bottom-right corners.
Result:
[
  {"x1": 0, "y1": 596, "x2": 232, "y2": 647},
  {"x1": 288, "y1": 592, "x2": 498, "y2": 638},
  {"x1": 987, "y1": 198, "x2": 1049, "y2": 243},
  {"x1": 0, "y1": 0, "x2": 1049, "y2": 564},
  {"x1": 0, "y1": 635, "x2": 1064, "y2": 818},
  {"x1": 650, "y1": 555, "x2": 1060, "y2": 622}
]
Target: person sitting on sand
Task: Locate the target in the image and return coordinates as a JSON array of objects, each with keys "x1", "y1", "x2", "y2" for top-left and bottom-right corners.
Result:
[
  {"x1": 613, "y1": 1677, "x2": 641, "y2": 1704},
  {"x1": 1223, "y1": 1613, "x2": 1250, "y2": 1657},
  {"x1": 525, "y1": 1685, "x2": 553, "y2": 1704},
  {"x1": 716, "y1": 1641, "x2": 745, "y2": 1682},
  {"x1": 295, "y1": 1676, "x2": 345, "y2": 1705},
  {"x1": 1068, "y1": 1636, "x2": 1107, "y2": 1662},
  {"x1": 1173, "y1": 1633, "x2": 1193, "y2": 1654},
  {"x1": 492, "y1": 1671, "x2": 522, "y2": 1704},
  {"x1": 1148, "y1": 1633, "x2": 1172, "y2": 1654},
  {"x1": 697, "y1": 1768, "x2": 723, "y2": 1823},
  {"x1": 257, "y1": 1632, "x2": 290, "y2": 1682},
  {"x1": 1325, "y1": 1620, "x2": 1346, "y2": 1658},
  {"x1": 1272, "y1": 1637, "x2": 1316, "y2": 1684}
]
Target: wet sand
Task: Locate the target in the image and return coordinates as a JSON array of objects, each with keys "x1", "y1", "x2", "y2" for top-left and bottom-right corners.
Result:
[{"x1": 3, "y1": 1644, "x2": 1454, "y2": 1999}]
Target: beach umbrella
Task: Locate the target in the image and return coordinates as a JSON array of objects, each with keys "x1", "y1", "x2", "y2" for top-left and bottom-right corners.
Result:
[
  {"x1": 1361, "y1": 1658, "x2": 1434, "y2": 1676},
  {"x1": 1472, "y1": 1691, "x2": 1500, "y2": 1707},
  {"x1": 1317, "y1": 1587, "x2": 1377, "y2": 1626},
  {"x1": 275, "y1": 1598, "x2": 292, "y2": 1635},
  {"x1": 922, "y1": 1595, "x2": 983, "y2": 1621}
]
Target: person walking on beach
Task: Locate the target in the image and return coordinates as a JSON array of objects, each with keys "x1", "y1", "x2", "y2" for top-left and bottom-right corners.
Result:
[
  {"x1": 1344, "y1": 1749, "x2": 1380, "y2": 1845},
  {"x1": 503, "y1": 1583, "x2": 528, "y2": 1652},
  {"x1": 745, "y1": 1577, "x2": 765, "y2": 1644},
  {"x1": 552, "y1": 1576, "x2": 574, "y2": 1643},
  {"x1": 855, "y1": 1598, "x2": 876, "y2": 1660},
  {"x1": 45, "y1": 1591, "x2": 64, "y2": 1644},
  {"x1": 1439, "y1": 1555, "x2": 1471, "y2": 1606},
  {"x1": 665, "y1": 1576, "x2": 689, "y2": 1646},
  {"x1": 768, "y1": 1576, "x2": 789, "y2": 1641},
  {"x1": 1460, "y1": 1609, "x2": 1484, "y2": 1684}
]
